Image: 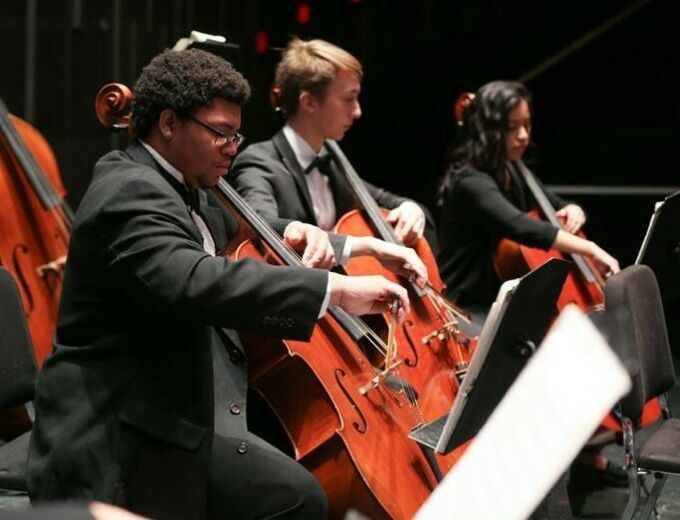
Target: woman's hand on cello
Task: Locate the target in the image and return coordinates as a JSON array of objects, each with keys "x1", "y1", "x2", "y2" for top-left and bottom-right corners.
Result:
[
  {"x1": 283, "y1": 221, "x2": 336, "y2": 269},
  {"x1": 386, "y1": 201, "x2": 425, "y2": 246},
  {"x1": 589, "y1": 243, "x2": 620, "y2": 276},
  {"x1": 556, "y1": 204, "x2": 586, "y2": 233}
]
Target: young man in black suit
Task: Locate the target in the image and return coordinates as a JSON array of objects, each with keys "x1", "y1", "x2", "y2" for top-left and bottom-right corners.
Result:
[
  {"x1": 26, "y1": 48, "x2": 410, "y2": 520},
  {"x1": 230, "y1": 38, "x2": 433, "y2": 262}
]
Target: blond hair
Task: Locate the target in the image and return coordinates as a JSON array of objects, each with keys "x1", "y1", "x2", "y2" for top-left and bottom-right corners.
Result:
[{"x1": 274, "y1": 38, "x2": 363, "y2": 117}]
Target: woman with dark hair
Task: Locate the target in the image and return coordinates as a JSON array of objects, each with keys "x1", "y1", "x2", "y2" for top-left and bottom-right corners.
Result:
[
  {"x1": 437, "y1": 81, "x2": 626, "y2": 508},
  {"x1": 437, "y1": 80, "x2": 619, "y2": 315}
]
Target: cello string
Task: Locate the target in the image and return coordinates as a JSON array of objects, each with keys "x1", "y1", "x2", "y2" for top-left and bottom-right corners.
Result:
[{"x1": 218, "y1": 178, "x2": 393, "y2": 358}]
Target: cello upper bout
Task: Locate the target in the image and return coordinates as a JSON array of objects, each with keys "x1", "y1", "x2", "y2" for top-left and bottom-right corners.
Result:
[{"x1": 7, "y1": 115, "x2": 65, "y2": 197}]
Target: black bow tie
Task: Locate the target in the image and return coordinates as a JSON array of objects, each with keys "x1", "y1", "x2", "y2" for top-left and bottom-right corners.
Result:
[
  {"x1": 304, "y1": 154, "x2": 333, "y2": 176},
  {"x1": 185, "y1": 188, "x2": 203, "y2": 215}
]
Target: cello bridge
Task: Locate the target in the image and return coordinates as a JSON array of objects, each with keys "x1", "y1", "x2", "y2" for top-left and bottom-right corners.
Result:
[
  {"x1": 422, "y1": 321, "x2": 466, "y2": 346},
  {"x1": 359, "y1": 359, "x2": 402, "y2": 396}
]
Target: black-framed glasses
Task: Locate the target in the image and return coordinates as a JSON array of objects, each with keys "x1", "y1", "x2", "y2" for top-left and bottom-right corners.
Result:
[{"x1": 186, "y1": 115, "x2": 246, "y2": 148}]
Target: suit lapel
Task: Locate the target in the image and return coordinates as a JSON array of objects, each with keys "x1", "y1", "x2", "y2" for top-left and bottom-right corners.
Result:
[
  {"x1": 125, "y1": 140, "x2": 205, "y2": 245},
  {"x1": 272, "y1": 130, "x2": 318, "y2": 225},
  {"x1": 203, "y1": 191, "x2": 239, "y2": 248}
]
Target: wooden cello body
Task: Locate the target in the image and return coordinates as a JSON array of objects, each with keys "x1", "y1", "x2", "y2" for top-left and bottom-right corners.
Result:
[
  {"x1": 336, "y1": 209, "x2": 471, "y2": 420},
  {"x1": 0, "y1": 98, "x2": 71, "y2": 366},
  {"x1": 493, "y1": 159, "x2": 608, "y2": 313},
  {"x1": 0, "y1": 97, "x2": 72, "y2": 439},
  {"x1": 494, "y1": 209, "x2": 605, "y2": 311}
]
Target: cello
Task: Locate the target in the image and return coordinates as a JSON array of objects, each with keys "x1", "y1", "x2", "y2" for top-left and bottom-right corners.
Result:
[
  {"x1": 95, "y1": 83, "x2": 446, "y2": 520},
  {"x1": 0, "y1": 96, "x2": 72, "y2": 439},
  {"x1": 0, "y1": 96, "x2": 72, "y2": 366},
  {"x1": 0, "y1": 99, "x2": 73, "y2": 366},
  {"x1": 270, "y1": 86, "x2": 479, "y2": 472},
  {"x1": 327, "y1": 142, "x2": 479, "y2": 465}
]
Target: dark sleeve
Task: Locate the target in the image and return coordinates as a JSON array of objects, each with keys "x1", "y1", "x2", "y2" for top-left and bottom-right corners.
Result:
[
  {"x1": 230, "y1": 147, "x2": 287, "y2": 222},
  {"x1": 231, "y1": 147, "x2": 348, "y2": 259},
  {"x1": 458, "y1": 172, "x2": 559, "y2": 250},
  {"x1": 102, "y1": 174, "x2": 328, "y2": 341}
]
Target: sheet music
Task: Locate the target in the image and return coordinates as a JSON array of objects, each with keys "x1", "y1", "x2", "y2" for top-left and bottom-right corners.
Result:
[
  {"x1": 435, "y1": 278, "x2": 519, "y2": 452},
  {"x1": 415, "y1": 305, "x2": 631, "y2": 520}
]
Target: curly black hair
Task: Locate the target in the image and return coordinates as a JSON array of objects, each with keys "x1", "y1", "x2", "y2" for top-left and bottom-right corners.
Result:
[{"x1": 131, "y1": 48, "x2": 251, "y2": 137}]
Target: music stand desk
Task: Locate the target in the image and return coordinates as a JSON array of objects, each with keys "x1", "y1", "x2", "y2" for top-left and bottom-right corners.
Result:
[{"x1": 409, "y1": 258, "x2": 571, "y2": 454}]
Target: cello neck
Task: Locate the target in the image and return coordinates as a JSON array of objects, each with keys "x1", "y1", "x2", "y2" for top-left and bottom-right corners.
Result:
[
  {"x1": 512, "y1": 161, "x2": 599, "y2": 284},
  {"x1": 324, "y1": 140, "x2": 426, "y2": 297},
  {"x1": 325, "y1": 140, "x2": 400, "y2": 244},
  {"x1": 214, "y1": 178, "x2": 373, "y2": 342}
]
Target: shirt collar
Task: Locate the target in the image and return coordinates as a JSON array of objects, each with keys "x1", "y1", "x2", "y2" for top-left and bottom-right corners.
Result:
[
  {"x1": 139, "y1": 139, "x2": 188, "y2": 189},
  {"x1": 282, "y1": 124, "x2": 327, "y2": 171}
]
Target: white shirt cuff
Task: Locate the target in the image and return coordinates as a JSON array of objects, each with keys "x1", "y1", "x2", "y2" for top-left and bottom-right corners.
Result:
[
  {"x1": 338, "y1": 236, "x2": 353, "y2": 266},
  {"x1": 317, "y1": 274, "x2": 332, "y2": 318}
]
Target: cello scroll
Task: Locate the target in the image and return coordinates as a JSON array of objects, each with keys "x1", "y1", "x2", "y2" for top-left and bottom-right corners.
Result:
[{"x1": 95, "y1": 83, "x2": 133, "y2": 132}]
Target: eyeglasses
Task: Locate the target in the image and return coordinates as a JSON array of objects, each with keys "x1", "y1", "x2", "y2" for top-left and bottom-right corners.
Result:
[{"x1": 186, "y1": 115, "x2": 246, "y2": 149}]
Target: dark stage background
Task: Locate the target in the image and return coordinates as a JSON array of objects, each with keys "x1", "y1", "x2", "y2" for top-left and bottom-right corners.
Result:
[{"x1": 1, "y1": 0, "x2": 678, "y2": 266}]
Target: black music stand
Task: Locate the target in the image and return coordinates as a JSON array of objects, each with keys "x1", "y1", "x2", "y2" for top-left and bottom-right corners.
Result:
[
  {"x1": 636, "y1": 190, "x2": 680, "y2": 354},
  {"x1": 636, "y1": 190, "x2": 680, "y2": 303},
  {"x1": 409, "y1": 258, "x2": 571, "y2": 454}
]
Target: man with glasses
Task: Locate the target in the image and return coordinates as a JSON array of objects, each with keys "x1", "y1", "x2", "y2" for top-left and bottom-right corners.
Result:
[
  {"x1": 27, "y1": 48, "x2": 410, "y2": 520},
  {"x1": 231, "y1": 38, "x2": 433, "y2": 258}
]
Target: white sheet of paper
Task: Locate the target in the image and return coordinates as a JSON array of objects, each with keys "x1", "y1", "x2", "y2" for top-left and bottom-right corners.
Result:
[{"x1": 415, "y1": 305, "x2": 631, "y2": 520}]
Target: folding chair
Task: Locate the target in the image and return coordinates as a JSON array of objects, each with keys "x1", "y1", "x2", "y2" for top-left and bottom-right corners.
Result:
[{"x1": 604, "y1": 265, "x2": 680, "y2": 520}]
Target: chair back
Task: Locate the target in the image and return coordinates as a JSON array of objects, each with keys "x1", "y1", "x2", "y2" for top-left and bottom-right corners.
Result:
[
  {"x1": 0, "y1": 267, "x2": 37, "y2": 409},
  {"x1": 604, "y1": 265, "x2": 674, "y2": 420}
]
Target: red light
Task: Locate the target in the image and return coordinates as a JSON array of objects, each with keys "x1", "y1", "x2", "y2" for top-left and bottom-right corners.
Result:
[
  {"x1": 296, "y1": 3, "x2": 311, "y2": 25},
  {"x1": 255, "y1": 31, "x2": 269, "y2": 54}
]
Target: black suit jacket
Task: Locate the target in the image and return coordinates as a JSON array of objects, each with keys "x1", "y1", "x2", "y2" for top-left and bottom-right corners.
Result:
[
  {"x1": 26, "y1": 141, "x2": 328, "y2": 519},
  {"x1": 230, "y1": 130, "x2": 411, "y2": 256}
]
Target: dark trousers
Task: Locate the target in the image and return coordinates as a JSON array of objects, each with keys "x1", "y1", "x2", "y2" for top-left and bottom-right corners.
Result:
[{"x1": 208, "y1": 432, "x2": 327, "y2": 520}]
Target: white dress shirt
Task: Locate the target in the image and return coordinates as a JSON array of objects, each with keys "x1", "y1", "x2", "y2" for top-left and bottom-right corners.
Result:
[{"x1": 282, "y1": 125, "x2": 352, "y2": 264}]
